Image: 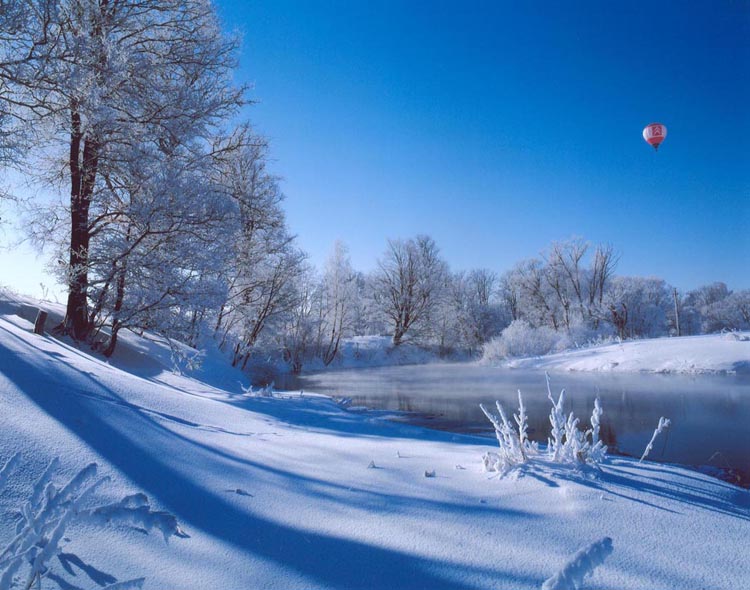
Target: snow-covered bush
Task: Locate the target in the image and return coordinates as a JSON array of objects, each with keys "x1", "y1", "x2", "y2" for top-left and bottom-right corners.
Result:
[
  {"x1": 480, "y1": 392, "x2": 536, "y2": 475},
  {"x1": 481, "y1": 376, "x2": 607, "y2": 475},
  {"x1": 482, "y1": 320, "x2": 617, "y2": 363},
  {"x1": 242, "y1": 382, "x2": 274, "y2": 397},
  {"x1": 565, "y1": 322, "x2": 616, "y2": 350},
  {"x1": 481, "y1": 320, "x2": 571, "y2": 361},
  {"x1": 546, "y1": 377, "x2": 607, "y2": 466},
  {"x1": 0, "y1": 455, "x2": 186, "y2": 590}
]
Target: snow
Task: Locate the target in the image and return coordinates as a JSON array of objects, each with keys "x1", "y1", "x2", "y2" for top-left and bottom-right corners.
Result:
[
  {"x1": 501, "y1": 333, "x2": 750, "y2": 375},
  {"x1": 0, "y1": 291, "x2": 748, "y2": 589},
  {"x1": 541, "y1": 537, "x2": 614, "y2": 590}
]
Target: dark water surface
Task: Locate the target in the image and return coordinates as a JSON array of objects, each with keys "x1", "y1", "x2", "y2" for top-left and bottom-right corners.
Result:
[{"x1": 279, "y1": 364, "x2": 750, "y2": 487}]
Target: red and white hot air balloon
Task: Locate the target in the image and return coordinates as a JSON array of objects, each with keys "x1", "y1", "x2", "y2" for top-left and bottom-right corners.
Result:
[{"x1": 643, "y1": 122, "x2": 667, "y2": 151}]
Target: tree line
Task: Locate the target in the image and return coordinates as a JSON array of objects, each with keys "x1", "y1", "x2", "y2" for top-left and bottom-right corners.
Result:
[
  {"x1": 266, "y1": 236, "x2": 749, "y2": 372},
  {"x1": 1, "y1": 2, "x2": 746, "y2": 372}
]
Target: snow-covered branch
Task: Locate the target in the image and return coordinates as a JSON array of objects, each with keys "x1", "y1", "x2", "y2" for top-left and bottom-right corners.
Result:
[
  {"x1": 542, "y1": 536, "x2": 613, "y2": 590},
  {"x1": 0, "y1": 456, "x2": 185, "y2": 590},
  {"x1": 640, "y1": 417, "x2": 671, "y2": 463}
]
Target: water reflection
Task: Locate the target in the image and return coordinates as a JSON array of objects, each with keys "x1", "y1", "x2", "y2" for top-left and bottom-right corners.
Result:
[{"x1": 280, "y1": 364, "x2": 750, "y2": 487}]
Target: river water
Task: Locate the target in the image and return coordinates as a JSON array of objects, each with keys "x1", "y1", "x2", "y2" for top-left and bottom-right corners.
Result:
[{"x1": 279, "y1": 363, "x2": 750, "y2": 487}]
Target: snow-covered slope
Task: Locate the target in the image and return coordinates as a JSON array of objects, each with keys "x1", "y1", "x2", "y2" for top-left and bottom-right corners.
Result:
[
  {"x1": 503, "y1": 333, "x2": 750, "y2": 375},
  {"x1": 0, "y1": 296, "x2": 748, "y2": 589}
]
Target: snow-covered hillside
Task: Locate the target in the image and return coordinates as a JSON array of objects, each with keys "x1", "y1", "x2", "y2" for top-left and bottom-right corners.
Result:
[
  {"x1": 500, "y1": 333, "x2": 750, "y2": 375},
  {"x1": 0, "y1": 294, "x2": 748, "y2": 589}
]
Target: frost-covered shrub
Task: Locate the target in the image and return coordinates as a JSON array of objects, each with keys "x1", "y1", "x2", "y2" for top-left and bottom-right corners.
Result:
[
  {"x1": 481, "y1": 375, "x2": 607, "y2": 476},
  {"x1": 480, "y1": 392, "x2": 537, "y2": 475},
  {"x1": 565, "y1": 322, "x2": 616, "y2": 350},
  {"x1": 242, "y1": 382, "x2": 274, "y2": 397},
  {"x1": 0, "y1": 455, "x2": 186, "y2": 590},
  {"x1": 482, "y1": 320, "x2": 617, "y2": 362},
  {"x1": 481, "y1": 320, "x2": 568, "y2": 360},
  {"x1": 546, "y1": 377, "x2": 607, "y2": 466}
]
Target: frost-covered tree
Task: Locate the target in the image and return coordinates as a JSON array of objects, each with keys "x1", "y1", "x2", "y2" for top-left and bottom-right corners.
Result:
[
  {"x1": 277, "y1": 265, "x2": 318, "y2": 374},
  {"x1": 0, "y1": 4, "x2": 30, "y2": 172},
  {"x1": 0, "y1": 0, "x2": 244, "y2": 341},
  {"x1": 498, "y1": 268, "x2": 522, "y2": 322},
  {"x1": 206, "y1": 129, "x2": 306, "y2": 369},
  {"x1": 505, "y1": 258, "x2": 562, "y2": 330},
  {"x1": 543, "y1": 239, "x2": 617, "y2": 331},
  {"x1": 371, "y1": 235, "x2": 448, "y2": 346},
  {"x1": 448, "y1": 269, "x2": 507, "y2": 352},
  {"x1": 604, "y1": 276, "x2": 672, "y2": 339},
  {"x1": 702, "y1": 289, "x2": 750, "y2": 332},
  {"x1": 681, "y1": 282, "x2": 748, "y2": 333},
  {"x1": 315, "y1": 241, "x2": 359, "y2": 365},
  {"x1": 498, "y1": 239, "x2": 618, "y2": 336},
  {"x1": 227, "y1": 241, "x2": 307, "y2": 370},
  {"x1": 89, "y1": 138, "x2": 241, "y2": 355}
]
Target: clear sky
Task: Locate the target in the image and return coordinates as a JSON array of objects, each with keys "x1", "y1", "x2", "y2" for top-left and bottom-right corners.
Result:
[
  {"x1": 216, "y1": 0, "x2": 749, "y2": 290},
  {"x1": 1, "y1": 1, "x2": 748, "y2": 298}
]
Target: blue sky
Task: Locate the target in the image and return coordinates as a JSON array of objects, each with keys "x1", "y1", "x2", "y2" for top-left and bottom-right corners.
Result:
[
  {"x1": 216, "y1": 0, "x2": 749, "y2": 289},
  {"x1": 1, "y1": 1, "x2": 747, "y2": 298}
]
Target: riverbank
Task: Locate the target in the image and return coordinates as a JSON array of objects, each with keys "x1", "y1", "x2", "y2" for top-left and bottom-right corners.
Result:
[
  {"x1": 1, "y1": 294, "x2": 749, "y2": 588},
  {"x1": 303, "y1": 331, "x2": 750, "y2": 378},
  {"x1": 498, "y1": 332, "x2": 750, "y2": 375}
]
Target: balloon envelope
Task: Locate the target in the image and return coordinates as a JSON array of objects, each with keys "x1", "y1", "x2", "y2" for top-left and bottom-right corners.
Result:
[{"x1": 643, "y1": 123, "x2": 667, "y2": 150}]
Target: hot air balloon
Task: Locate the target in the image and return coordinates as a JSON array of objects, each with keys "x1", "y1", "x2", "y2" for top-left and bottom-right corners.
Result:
[{"x1": 643, "y1": 123, "x2": 667, "y2": 151}]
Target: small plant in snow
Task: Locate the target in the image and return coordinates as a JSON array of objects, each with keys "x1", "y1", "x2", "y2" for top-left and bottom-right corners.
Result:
[
  {"x1": 481, "y1": 375, "x2": 607, "y2": 476},
  {"x1": 541, "y1": 536, "x2": 613, "y2": 590},
  {"x1": 546, "y1": 378, "x2": 567, "y2": 462},
  {"x1": 640, "y1": 417, "x2": 671, "y2": 463},
  {"x1": 241, "y1": 382, "x2": 274, "y2": 398},
  {"x1": 480, "y1": 391, "x2": 535, "y2": 475},
  {"x1": 0, "y1": 454, "x2": 186, "y2": 590},
  {"x1": 587, "y1": 397, "x2": 607, "y2": 465},
  {"x1": 545, "y1": 374, "x2": 607, "y2": 466}
]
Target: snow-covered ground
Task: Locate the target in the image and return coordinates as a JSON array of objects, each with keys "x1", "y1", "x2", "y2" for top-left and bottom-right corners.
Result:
[
  {"x1": 0, "y1": 292, "x2": 748, "y2": 589},
  {"x1": 304, "y1": 331, "x2": 749, "y2": 378},
  {"x1": 501, "y1": 333, "x2": 750, "y2": 375}
]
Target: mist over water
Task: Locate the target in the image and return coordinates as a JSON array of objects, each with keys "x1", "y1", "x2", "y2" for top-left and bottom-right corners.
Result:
[{"x1": 281, "y1": 365, "x2": 750, "y2": 487}]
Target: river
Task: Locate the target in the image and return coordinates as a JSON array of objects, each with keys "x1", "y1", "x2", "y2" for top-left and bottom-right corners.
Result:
[{"x1": 279, "y1": 363, "x2": 750, "y2": 487}]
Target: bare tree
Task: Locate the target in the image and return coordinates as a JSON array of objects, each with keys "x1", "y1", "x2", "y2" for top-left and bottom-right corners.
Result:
[
  {"x1": 543, "y1": 238, "x2": 619, "y2": 331},
  {"x1": 588, "y1": 243, "x2": 618, "y2": 322},
  {"x1": 545, "y1": 238, "x2": 587, "y2": 329},
  {"x1": 195, "y1": 130, "x2": 308, "y2": 369},
  {"x1": 448, "y1": 269, "x2": 506, "y2": 352},
  {"x1": 512, "y1": 258, "x2": 560, "y2": 330},
  {"x1": 372, "y1": 235, "x2": 448, "y2": 346},
  {"x1": 278, "y1": 265, "x2": 318, "y2": 374},
  {"x1": 604, "y1": 276, "x2": 672, "y2": 339},
  {"x1": 500, "y1": 239, "x2": 619, "y2": 335},
  {"x1": 317, "y1": 241, "x2": 359, "y2": 365}
]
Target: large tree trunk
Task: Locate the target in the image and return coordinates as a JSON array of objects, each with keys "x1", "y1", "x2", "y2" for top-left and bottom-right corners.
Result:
[
  {"x1": 64, "y1": 129, "x2": 99, "y2": 340},
  {"x1": 62, "y1": 105, "x2": 98, "y2": 340}
]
